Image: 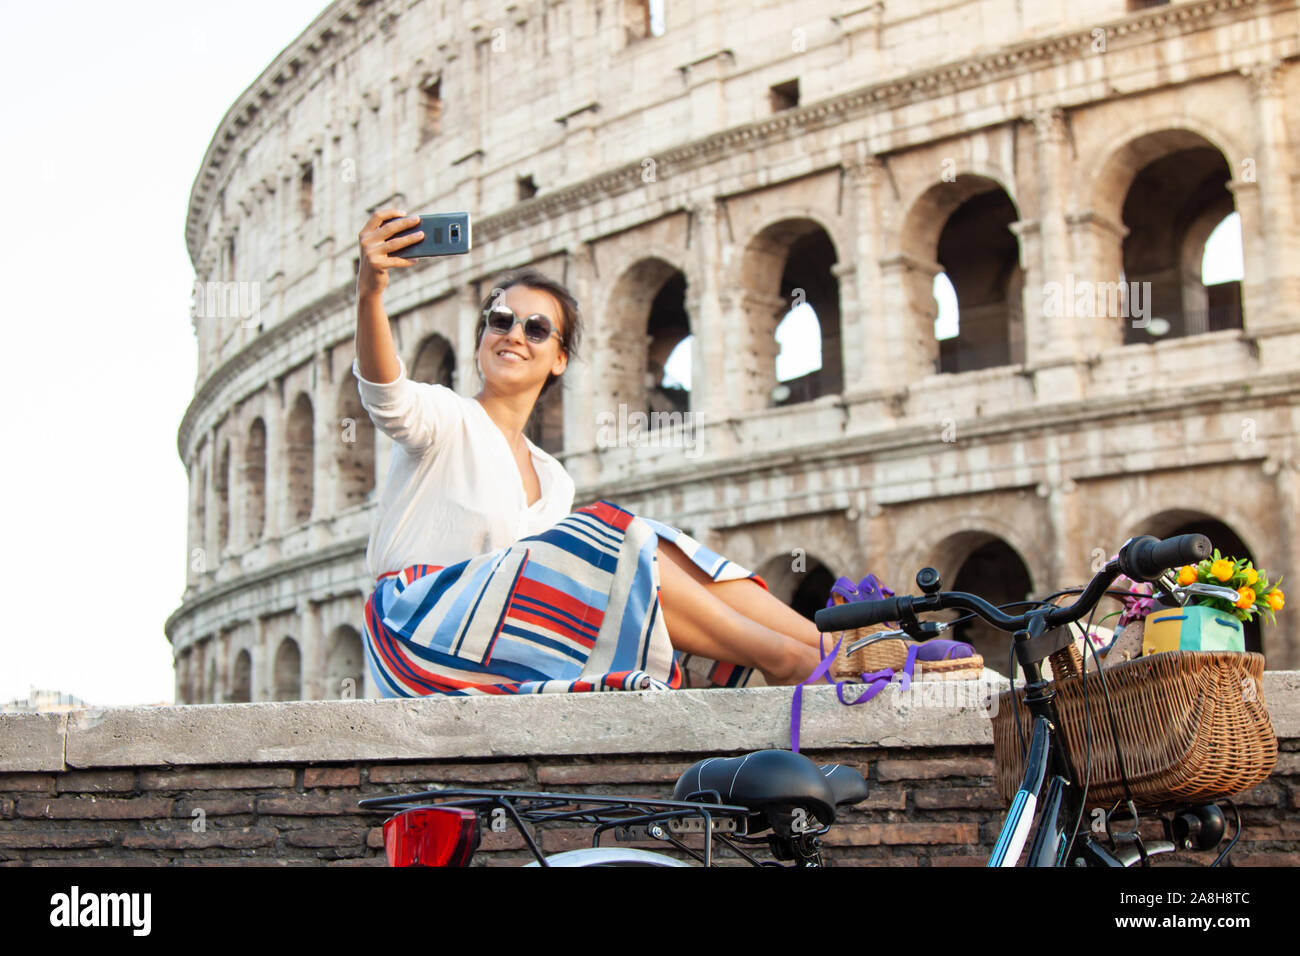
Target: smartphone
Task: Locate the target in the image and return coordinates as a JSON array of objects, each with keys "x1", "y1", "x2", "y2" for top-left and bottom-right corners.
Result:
[{"x1": 386, "y1": 212, "x2": 472, "y2": 258}]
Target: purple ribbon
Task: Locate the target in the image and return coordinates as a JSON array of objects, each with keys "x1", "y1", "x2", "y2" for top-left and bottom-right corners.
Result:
[{"x1": 790, "y1": 635, "x2": 919, "y2": 752}]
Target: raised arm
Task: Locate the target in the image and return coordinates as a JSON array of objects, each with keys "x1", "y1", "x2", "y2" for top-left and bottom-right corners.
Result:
[
  {"x1": 352, "y1": 208, "x2": 462, "y2": 455},
  {"x1": 355, "y1": 208, "x2": 424, "y2": 383}
]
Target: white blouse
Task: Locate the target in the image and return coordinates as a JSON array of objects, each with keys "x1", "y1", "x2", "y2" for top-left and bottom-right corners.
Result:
[{"x1": 352, "y1": 355, "x2": 577, "y2": 579}]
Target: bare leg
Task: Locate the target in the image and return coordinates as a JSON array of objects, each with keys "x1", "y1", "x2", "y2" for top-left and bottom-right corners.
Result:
[
  {"x1": 657, "y1": 540, "x2": 828, "y2": 653},
  {"x1": 655, "y1": 547, "x2": 820, "y2": 685}
]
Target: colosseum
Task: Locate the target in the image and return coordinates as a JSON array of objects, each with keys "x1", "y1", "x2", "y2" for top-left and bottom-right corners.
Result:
[{"x1": 169, "y1": 0, "x2": 1300, "y2": 704}]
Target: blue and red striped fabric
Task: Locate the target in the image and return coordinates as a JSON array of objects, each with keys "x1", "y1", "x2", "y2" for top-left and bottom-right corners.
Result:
[{"x1": 362, "y1": 499, "x2": 771, "y2": 697}]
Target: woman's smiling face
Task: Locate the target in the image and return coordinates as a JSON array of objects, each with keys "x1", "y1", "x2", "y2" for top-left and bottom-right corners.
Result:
[{"x1": 478, "y1": 285, "x2": 568, "y2": 392}]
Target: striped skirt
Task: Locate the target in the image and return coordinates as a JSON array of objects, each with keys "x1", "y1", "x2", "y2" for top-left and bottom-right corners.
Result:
[{"x1": 362, "y1": 500, "x2": 771, "y2": 696}]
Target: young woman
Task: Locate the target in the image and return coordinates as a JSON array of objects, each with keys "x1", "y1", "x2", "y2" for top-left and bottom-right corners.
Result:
[{"x1": 354, "y1": 208, "x2": 828, "y2": 695}]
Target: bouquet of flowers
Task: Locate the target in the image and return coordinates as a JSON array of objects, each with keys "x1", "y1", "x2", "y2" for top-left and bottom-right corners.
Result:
[{"x1": 1174, "y1": 550, "x2": 1285, "y2": 625}]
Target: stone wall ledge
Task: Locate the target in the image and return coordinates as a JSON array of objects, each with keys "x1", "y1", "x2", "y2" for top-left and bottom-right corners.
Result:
[{"x1": 4, "y1": 670, "x2": 1297, "y2": 773}]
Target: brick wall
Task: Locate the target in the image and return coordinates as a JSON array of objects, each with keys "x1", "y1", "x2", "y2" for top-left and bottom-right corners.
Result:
[{"x1": 2, "y1": 678, "x2": 1297, "y2": 866}]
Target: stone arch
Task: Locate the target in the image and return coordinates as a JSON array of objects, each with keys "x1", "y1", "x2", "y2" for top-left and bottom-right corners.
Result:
[
  {"x1": 335, "y1": 375, "x2": 375, "y2": 510},
  {"x1": 597, "y1": 255, "x2": 692, "y2": 425},
  {"x1": 1082, "y1": 119, "x2": 1246, "y2": 222},
  {"x1": 206, "y1": 655, "x2": 218, "y2": 704},
  {"x1": 911, "y1": 528, "x2": 1036, "y2": 676},
  {"x1": 231, "y1": 648, "x2": 252, "y2": 703},
  {"x1": 244, "y1": 417, "x2": 266, "y2": 544},
  {"x1": 1122, "y1": 508, "x2": 1263, "y2": 654},
  {"x1": 732, "y1": 216, "x2": 843, "y2": 409},
  {"x1": 273, "y1": 637, "x2": 302, "y2": 701},
  {"x1": 410, "y1": 332, "x2": 457, "y2": 387},
  {"x1": 731, "y1": 205, "x2": 854, "y2": 285},
  {"x1": 903, "y1": 516, "x2": 1045, "y2": 590},
  {"x1": 286, "y1": 393, "x2": 314, "y2": 526},
  {"x1": 896, "y1": 174, "x2": 1023, "y2": 375},
  {"x1": 1084, "y1": 126, "x2": 1244, "y2": 344},
  {"x1": 325, "y1": 625, "x2": 365, "y2": 699},
  {"x1": 894, "y1": 164, "x2": 1020, "y2": 253}
]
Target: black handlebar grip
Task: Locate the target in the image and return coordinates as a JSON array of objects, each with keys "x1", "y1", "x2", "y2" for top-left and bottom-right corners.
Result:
[
  {"x1": 1121, "y1": 534, "x2": 1213, "y2": 582},
  {"x1": 814, "y1": 597, "x2": 904, "y2": 632}
]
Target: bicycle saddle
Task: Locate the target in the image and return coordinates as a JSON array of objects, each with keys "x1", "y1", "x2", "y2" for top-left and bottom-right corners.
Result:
[{"x1": 671, "y1": 750, "x2": 868, "y2": 829}]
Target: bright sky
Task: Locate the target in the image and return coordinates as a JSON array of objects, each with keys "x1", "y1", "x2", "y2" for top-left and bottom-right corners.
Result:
[
  {"x1": 0, "y1": 1, "x2": 1249, "y2": 709},
  {"x1": 0, "y1": 0, "x2": 333, "y2": 708}
]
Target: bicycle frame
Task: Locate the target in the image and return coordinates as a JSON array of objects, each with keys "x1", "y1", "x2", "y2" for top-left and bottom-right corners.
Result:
[
  {"x1": 986, "y1": 609, "x2": 1099, "y2": 867},
  {"x1": 988, "y1": 713, "x2": 1130, "y2": 867}
]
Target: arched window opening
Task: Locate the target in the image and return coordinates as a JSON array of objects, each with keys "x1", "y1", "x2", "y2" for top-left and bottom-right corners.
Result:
[
  {"x1": 244, "y1": 419, "x2": 266, "y2": 544},
  {"x1": 411, "y1": 334, "x2": 456, "y2": 388},
  {"x1": 948, "y1": 537, "x2": 1033, "y2": 676},
  {"x1": 772, "y1": 228, "x2": 841, "y2": 406},
  {"x1": 216, "y1": 440, "x2": 231, "y2": 553},
  {"x1": 231, "y1": 649, "x2": 252, "y2": 703},
  {"x1": 326, "y1": 626, "x2": 365, "y2": 699},
  {"x1": 286, "y1": 394, "x2": 314, "y2": 526},
  {"x1": 1119, "y1": 143, "x2": 1241, "y2": 344},
  {"x1": 193, "y1": 455, "x2": 208, "y2": 573},
  {"x1": 336, "y1": 377, "x2": 376, "y2": 510},
  {"x1": 935, "y1": 188, "x2": 1021, "y2": 373},
  {"x1": 274, "y1": 637, "x2": 302, "y2": 701},
  {"x1": 646, "y1": 271, "x2": 691, "y2": 424}
]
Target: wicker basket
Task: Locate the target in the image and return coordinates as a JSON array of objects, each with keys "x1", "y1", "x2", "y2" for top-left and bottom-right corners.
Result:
[{"x1": 991, "y1": 651, "x2": 1277, "y2": 811}]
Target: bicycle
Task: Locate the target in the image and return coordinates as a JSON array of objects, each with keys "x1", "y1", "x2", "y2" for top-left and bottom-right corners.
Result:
[
  {"x1": 358, "y1": 533, "x2": 1260, "y2": 867},
  {"x1": 816, "y1": 531, "x2": 1257, "y2": 867}
]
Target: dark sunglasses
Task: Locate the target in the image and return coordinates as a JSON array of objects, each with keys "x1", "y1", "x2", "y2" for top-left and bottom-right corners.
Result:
[{"x1": 483, "y1": 305, "x2": 561, "y2": 344}]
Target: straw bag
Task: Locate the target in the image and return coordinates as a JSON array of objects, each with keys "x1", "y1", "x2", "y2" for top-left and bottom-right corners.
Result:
[
  {"x1": 822, "y1": 574, "x2": 983, "y2": 681},
  {"x1": 990, "y1": 650, "x2": 1277, "y2": 810},
  {"x1": 828, "y1": 627, "x2": 984, "y2": 681}
]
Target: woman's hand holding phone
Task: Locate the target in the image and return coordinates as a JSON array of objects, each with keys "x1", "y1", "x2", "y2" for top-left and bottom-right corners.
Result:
[{"x1": 357, "y1": 208, "x2": 424, "y2": 298}]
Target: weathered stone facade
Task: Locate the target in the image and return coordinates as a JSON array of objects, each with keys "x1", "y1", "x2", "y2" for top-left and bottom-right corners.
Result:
[{"x1": 171, "y1": 0, "x2": 1300, "y2": 703}]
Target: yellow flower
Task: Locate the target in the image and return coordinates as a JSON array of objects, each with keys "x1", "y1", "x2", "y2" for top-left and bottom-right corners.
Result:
[
  {"x1": 1234, "y1": 587, "x2": 1256, "y2": 610},
  {"x1": 1267, "y1": 590, "x2": 1284, "y2": 611},
  {"x1": 1211, "y1": 559, "x2": 1234, "y2": 582},
  {"x1": 1243, "y1": 567, "x2": 1258, "y2": 586},
  {"x1": 1177, "y1": 565, "x2": 1197, "y2": 586}
]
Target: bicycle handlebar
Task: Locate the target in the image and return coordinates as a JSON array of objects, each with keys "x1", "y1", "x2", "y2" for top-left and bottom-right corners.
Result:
[{"x1": 813, "y1": 533, "x2": 1213, "y2": 635}]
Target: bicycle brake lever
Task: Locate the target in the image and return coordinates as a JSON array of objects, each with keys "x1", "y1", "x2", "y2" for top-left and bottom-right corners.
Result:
[
  {"x1": 846, "y1": 629, "x2": 906, "y2": 654},
  {"x1": 902, "y1": 619, "x2": 949, "y2": 640}
]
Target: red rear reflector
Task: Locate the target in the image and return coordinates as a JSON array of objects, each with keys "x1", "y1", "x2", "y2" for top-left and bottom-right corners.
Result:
[{"x1": 383, "y1": 807, "x2": 480, "y2": 867}]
